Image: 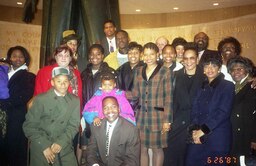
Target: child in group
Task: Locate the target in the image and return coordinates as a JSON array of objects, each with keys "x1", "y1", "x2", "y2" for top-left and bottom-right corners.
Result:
[
  {"x1": 82, "y1": 71, "x2": 136, "y2": 127},
  {"x1": 127, "y1": 42, "x2": 172, "y2": 166},
  {"x1": 0, "y1": 58, "x2": 10, "y2": 138},
  {"x1": 23, "y1": 67, "x2": 80, "y2": 166}
]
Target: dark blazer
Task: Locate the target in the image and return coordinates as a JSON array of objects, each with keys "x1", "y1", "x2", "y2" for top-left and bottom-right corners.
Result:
[
  {"x1": 0, "y1": 69, "x2": 35, "y2": 166},
  {"x1": 231, "y1": 82, "x2": 256, "y2": 156},
  {"x1": 86, "y1": 117, "x2": 140, "y2": 166},
  {"x1": 198, "y1": 49, "x2": 219, "y2": 66},
  {"x1": 100, "y1": 37, "x2": 111, "y2": 56},
  {"x1": 186, "y1": 74, "x2": 235, "y2": 166}
]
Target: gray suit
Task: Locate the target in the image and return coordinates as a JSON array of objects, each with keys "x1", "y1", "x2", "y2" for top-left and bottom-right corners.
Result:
[{"x1": 86, "y1": 117, "x2": 140, "y2": 166}]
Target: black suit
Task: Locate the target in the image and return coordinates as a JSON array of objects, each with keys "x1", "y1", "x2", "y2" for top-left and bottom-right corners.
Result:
[
  {"x1": 86, "y1": 117, "x2": 140, "y2": 166},
  {"x1": 100, "y1": 37, "x2": 111, "y2": 57}
]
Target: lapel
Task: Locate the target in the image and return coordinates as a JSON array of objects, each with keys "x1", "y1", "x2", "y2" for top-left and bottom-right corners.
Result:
[
  {"x1": 98, "y1": 120, "x2": 108, "y2": 162},
  {"x1": 234, "y1": 83, "x2": 250, "y2": 104},
  {"x1": 142, "y1": 63, "x2": 162, "y2": 81}
]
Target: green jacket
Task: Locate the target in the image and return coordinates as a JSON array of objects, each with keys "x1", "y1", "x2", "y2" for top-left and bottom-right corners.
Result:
[{"x1": 23, "y1": 88, "x2": 80, "y2": 166}]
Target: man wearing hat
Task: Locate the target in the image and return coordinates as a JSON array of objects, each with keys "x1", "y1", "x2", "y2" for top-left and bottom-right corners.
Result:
[
  {"x1": 23, "y1": 67, "x2": 80, "y2": 166},
  {"x1": 62, "y1": 30, "x2": 81, "y2": 69}
]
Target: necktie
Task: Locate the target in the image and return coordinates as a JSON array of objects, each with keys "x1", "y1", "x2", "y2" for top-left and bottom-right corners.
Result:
[
  {"x1": 106, "y1": 124, "x2": 111, "y2": 156},
  {"x1": 109, "y1": 41, "x2": 114, "y2": 53}
]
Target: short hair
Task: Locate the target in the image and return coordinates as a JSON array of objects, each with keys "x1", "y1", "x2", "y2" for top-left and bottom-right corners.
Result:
[
  {"x1": 48, "y1": 45, "x2": 73, "y2": 65},
  {"x1": 102, "y1": 96, "x2": 119, "y2": 107},
  {"x1": 115, "y1": 30, "x2": 129, "y2": 38},
  {"x1": 162, "y1": 44, "x2": 176, "y2": 54},
  {"x1": 217, "y1": 37, "x2": 241, "y2": 55},
  {"x1": 100, "y1": 71, "x2": 117, "y2": 82},
  {"x1": 6, "y1": 46, "x2": 31, "y2": 66},
  {"x1": 128, "y1": 42, "x2": 143, "y2": 53},
  {"x1": 202, "y1": 54, "x2": 223, "y2": 68},
  {"x1": 143, "y1": 42, "x2": 159, "y2": 53},
  {"x1": 88, "y1": 44, "x2": 104, "y2": 56},
  {"x1": 227, "y1": 56, "x2": 254, "y2": 75},
  {"x1": 184, "y1": 42, "x2": 198, "y2": 57},
  {"x1": 194, "y1": 32, "x2": 209, "y2": 41},
  {"x1": 171, "y1": 37, "x2": 187, "y2": 48},
  {"x1": 103, "y1": 20, "x2": 116, "y2": 28}
]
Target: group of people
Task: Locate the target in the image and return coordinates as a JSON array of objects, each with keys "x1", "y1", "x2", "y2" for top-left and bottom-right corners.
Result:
[{"x1": 0, "y1": 19, "x2": 255, "y2": 166}]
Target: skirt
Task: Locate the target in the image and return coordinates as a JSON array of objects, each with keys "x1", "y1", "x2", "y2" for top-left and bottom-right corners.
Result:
[{"x1": 140, "y1": 128, "x2": 168, "y2": 148}]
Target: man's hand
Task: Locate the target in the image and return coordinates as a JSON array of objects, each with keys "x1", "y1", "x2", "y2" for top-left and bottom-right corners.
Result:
[
  {"x1": 249, "y1": 77, "x2": 256, "y2": 89},
  {"x1": 161, "y1": 123, "x2": 171, "y2": 134},
  {"x1": 51, "y1": 143, "x2": 62, "y2": 154},
  {"x1": 43, "y1": 147, "x2": 55, "y2": 164},
  {"x1": 192, "y1": 129, "x2": 204, "y2": 144},
  {"x1": 93, "y1": 117, "x2": 101, "y2": 126}
]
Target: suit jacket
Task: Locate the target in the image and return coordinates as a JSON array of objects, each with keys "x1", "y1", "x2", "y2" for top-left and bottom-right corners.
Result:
[
  {"x1": 198, "y1": 49, "x2": 219, "y2": 66},
  {"x1": 23, "y1": 88, "x2": 80, "y2": 166},
  {"x1": 86, "y1": 117, "x2": 140, "y2": 166},
  {"x1": 100, "y1": 37, "x2": 111, "y2": 57}
]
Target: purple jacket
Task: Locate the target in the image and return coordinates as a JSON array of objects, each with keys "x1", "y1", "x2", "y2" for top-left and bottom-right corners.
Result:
[
  {"x1": 82, "y1": 88, "x2": 136, "y2": 125},
  {"x1": 0, "y1": 65, "x2": 9, "y2": 99}
]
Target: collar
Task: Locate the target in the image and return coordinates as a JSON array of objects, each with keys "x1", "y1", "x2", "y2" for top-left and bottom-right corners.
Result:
[
  {"x1": 54, "y1": 89, "x2": 67, "y2": 96},
  {"x1": 107, "y1": 117, "x2": 119, "y2": 128},
  {"x1": 142, "y1": 63, "x2": 162, "y2": 81},
  {"x1": 202, "y1": 73, "x2": 224, "y2": 89},
  {"x1": 8, "y1": 63, "x2": 28, "y2": 79}
]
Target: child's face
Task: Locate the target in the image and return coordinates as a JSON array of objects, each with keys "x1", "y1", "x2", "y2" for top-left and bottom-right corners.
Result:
[
  {"x1": 162, "y1": 46, "x2": 176, "y2": 65},
  {"x1": 89, "y1": 48, "x2": 104, "y2": 66},
  {"x1": 101, "y1": 80, "x2": 116, "y2": 93},
  {"x1": 51, "y1": 75, "x2": 70, "y2": 96},
  {"x1": 143, "y1": 48, "x2": 158, "y2": 66},
  {"x1": 128, "y1": 48, "x2": 141, "y2": 66}
]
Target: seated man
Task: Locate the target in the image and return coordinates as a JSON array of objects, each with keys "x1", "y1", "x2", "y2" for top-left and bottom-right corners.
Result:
[{"x1": 86, "y1": 96, "x2": 140, "y2": 166}]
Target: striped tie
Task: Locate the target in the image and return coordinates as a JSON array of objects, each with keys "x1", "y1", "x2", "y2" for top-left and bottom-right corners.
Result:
[{"x1": 106, "y1": 124, "x2": 111, "y2": 156}]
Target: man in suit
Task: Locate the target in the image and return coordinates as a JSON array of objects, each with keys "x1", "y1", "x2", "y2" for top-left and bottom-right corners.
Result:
[
  {"x1": 99, "y1": 20, "x2": 117, "y2": 57},
  {"x1": 193, "y1": 32, "x2": 219, "y2": 65},
  {"x1": 86, "y1": 96, "x2": 140, "y2": 166}
]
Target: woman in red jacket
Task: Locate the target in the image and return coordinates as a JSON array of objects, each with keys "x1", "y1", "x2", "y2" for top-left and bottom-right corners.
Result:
[{"x1": 34, "y1": 45, "x2": 82, "y2": 107}]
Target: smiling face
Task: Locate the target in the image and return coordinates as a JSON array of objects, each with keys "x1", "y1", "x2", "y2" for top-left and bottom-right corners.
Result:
[
  {"x1": 162, "y1": 45, "x2": 176, "y2": 67},
  {"x1": 55, "y1": 50, "x2": 72, "y2": 68},
  {"x1": 183, "y1": 49, "x2": 198, "y2": 74},
  {"x1": 103, "y1": 97, "x2": 120, "y2": 123},
  {"x1": 203, "y1": 63, "x2": 220, "y2": 82},
  {"x1": 51, "y1": 75, "x2": 70, "y2": 96},
  {"x1": 194, "y1": 32, "x2": 209, "y2": 51},
  {"x1": 89, "y1": 47, "x2": 104, "y2": 68},
  {"x1": 230, "y1": 63, "x2": 248, "y2": 83},
  {"x1": 10, "y1": 49, "x2": 26, "y2": 70},
  {"x1": 101, "y1": 79, "x2": 116, "y2": 93},
  {"x1": 128, "y1": 48, "x2": 141, "y2": 67},
  {"x1": 221, "y1": 42, "x2": 237, "y2": 64},
  {"x1": 116, "y1": 31, "x2": 129, "y2": 49},
  {"x1": 143, "y1": 48, "x2": 158, "y2": 67}
]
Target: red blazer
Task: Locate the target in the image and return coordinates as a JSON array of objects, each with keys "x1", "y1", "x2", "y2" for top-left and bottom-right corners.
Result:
[{"x1": 34, "y1": 63, "x2": 82, "y2": 111}]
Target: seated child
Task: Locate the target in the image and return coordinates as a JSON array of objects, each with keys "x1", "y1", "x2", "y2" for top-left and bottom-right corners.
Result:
[{"x1": 82, "y1": 71, "x2": 136, "y2": 127}]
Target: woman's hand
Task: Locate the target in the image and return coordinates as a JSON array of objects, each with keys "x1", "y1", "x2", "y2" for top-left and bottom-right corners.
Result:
[
  {"x1": 93, "y1": 117, "x2": 101, "y2": 126},
  {"x1": 192, "y1": 129, "x2": 204, "y2": 144},
  {"x1": 161, "y1": 123, "x2": 171, "y2": 134}
]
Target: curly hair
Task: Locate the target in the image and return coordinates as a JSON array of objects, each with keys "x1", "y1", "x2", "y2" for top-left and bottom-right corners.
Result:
[{"x1": 217, "y1": 37, "x2": 241, "y2": 55}]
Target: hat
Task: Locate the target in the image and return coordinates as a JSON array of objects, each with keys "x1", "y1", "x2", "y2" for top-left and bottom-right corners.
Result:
[
  {"x1": 52, "y1": 67, "x2": 71, "y2": 79},
  {"x1": 62, "y1": 30, "x2": 81, "y2": 44}
]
